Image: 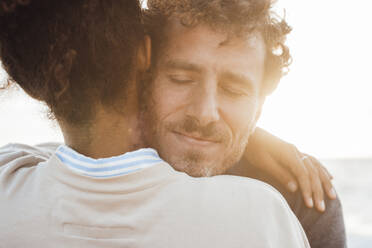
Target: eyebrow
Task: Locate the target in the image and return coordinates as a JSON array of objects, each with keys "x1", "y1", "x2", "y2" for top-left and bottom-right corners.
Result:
[
  {"x1": 164, "y1": 60, "x2": 203, "y2": 73},
  {"x1": 219, "y1": 71, "x2": 254, "y2": 90}
]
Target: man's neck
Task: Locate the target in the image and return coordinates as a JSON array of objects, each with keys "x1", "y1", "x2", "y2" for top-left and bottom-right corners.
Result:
[{"x1": 61, "y1": 107, "x2": 143, "y2": 159}]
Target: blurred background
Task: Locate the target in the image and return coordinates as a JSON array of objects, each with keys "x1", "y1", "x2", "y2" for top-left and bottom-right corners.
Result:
[{"x1": 1, "y1": 0, "x2": 371, "y2": 247}]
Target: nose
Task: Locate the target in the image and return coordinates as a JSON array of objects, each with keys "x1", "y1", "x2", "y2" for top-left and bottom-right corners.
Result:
[{"x1": 186, "y1": 82, "x2": 220, "y2": 126}]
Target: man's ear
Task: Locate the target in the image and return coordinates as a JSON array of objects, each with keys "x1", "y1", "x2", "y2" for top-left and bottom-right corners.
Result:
[{"x1": 137, "y1": 35, "x2": 151, "y2": 72}]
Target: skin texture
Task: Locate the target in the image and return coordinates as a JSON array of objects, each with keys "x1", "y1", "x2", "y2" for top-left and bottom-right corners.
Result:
[
  {"x1": 242, "y1": 128, "x2": 337, "y2": 212},
  {"x1": 143, "y1": 22, "x2": 266, "y2": 177}
]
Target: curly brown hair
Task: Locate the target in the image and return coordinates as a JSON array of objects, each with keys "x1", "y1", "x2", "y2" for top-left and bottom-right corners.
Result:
[
  {"x1": 144, "y1": 0, "x2": 292, "y2": 95},
  {"x1": 0, "y1": 0, "x2": 144, "y2": 125}
]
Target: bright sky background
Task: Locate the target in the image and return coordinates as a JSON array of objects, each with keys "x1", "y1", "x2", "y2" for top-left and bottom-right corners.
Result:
[
  {"x1": 258, "y1": 0, "x2": 372, "y2": 158},
  {"x1": 1, "y1": 0, "x2": 371, "y2": 159}
]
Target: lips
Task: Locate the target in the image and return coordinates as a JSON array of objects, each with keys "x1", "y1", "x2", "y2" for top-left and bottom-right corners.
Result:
[{"x1": 173, "y1": 131, "x2": 220, "y2": 145}]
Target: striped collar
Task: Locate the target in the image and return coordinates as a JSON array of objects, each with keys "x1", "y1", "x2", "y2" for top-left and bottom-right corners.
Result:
[{"x1": 55, "y1": 145, "x2": 162, "y2": 178}]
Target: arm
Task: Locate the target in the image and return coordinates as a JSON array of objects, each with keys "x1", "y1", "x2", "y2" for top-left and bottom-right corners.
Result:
[
  {"x1": 227, "y1": 127, "x2": 336, "y2": 212},
  {"x1": 226, "y1": 128, "x2": 347, "y2": 247}
]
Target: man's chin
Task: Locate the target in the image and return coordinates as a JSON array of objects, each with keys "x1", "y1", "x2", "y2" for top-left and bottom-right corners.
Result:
[
  {"x1": 181, "y1": 166, "x2": 218, "y2": 177},
  {"x1": 170, "y1": 158, "x2": 225, "y2": 177},
  {"x1": 157, "y1": 143, "x2": 241, "y2": 177}
]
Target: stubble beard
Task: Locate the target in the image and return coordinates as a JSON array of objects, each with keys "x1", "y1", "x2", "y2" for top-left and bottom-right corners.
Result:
[
  {"x1": 141, "y1": 108, "x2": 249, "y2": 177},
  {"x1": 163, "y1": 135, "x2": 248, "y2": 177},
  {"x1": 139, "y1": 79, "x2": 250, "y2": 177}
]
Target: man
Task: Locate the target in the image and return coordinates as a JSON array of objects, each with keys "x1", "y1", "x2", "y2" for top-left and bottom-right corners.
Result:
[
  {"x1": 141, "y1": 0, "x2": 346, "y2": 247},
  {"x1": 0, "y1": 0, "x2": 309, "y2": 247}
]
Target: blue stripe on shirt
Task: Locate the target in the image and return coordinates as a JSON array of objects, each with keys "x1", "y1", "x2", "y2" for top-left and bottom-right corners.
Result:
[
  {"x1": 58, "y1": 145, "x2": 159, "y2": 165},
  {"x1": 56, "y1": 145, "x2": 162, "y2": 178}
]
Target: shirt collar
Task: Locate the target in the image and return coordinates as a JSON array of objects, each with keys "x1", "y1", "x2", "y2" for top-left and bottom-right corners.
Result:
[{"x1": 55, "y1": 145, "x2": 162, "y2": 178}]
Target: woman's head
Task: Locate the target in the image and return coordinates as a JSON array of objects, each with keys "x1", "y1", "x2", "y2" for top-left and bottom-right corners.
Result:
[{"x1": 0, "y1": 0, "x2": 144, "y2": 125}]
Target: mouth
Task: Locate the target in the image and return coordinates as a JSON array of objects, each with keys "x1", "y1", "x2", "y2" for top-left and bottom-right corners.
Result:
[{"x1": 172, "y1": 131, "x2": 220, "y2": 146}]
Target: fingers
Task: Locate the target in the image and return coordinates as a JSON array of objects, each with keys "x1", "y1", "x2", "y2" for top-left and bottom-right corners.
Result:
[
  {"x1": 269, "y1": 166, "x2": 298, "y2": 193},
  {"x1": 320, "y1": 166, "x2": 337, "y2": 199},
  {"x1": 280, "y1": 146, "x2": 335, "y2": 212},
  {"x1": 244, "y1": 129, "x2": 336, "y2": 212},
  {"x1": 287, "y1": 151, "x2": 314, "y2": 209},
  {"x1": 311, "y1": 156, "x2": 334, "y2": 180},
  {"x1": 310, "y1": 157, "x2": 337, "y2": 200},
  {"x1": 303, "y1": 157, "x2": 325, "y2": 212},
  {"x1": 265, "y1": 156, "x2": 299, "y2": 193}
]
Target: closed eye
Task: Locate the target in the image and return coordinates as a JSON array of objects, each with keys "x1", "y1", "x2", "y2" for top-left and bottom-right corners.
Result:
[
  {"x1": 220, "y1": 85, "x2": 247, "y2": 97},
  {"x1": 168, "y1": 75, "x2": 195, "y2": 84},
  {"x1": 219, "y1": 71, "x2": 255, "y2": 96}
]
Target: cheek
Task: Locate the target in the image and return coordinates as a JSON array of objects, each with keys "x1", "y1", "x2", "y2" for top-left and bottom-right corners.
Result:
[
  {"x1": 151, "y1": 77, "x2": 191, "y2": 121},
  {"x1": 221, "y1": 98, "x2": 260, "y2": 140}
]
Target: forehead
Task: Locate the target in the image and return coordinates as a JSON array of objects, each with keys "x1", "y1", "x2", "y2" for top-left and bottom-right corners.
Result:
[{"x1": 158, "y1": 20, "x2": 266, "y2": 77}]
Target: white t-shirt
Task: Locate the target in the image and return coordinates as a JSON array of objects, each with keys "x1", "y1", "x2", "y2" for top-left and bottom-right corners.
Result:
[{"x1": 0, "y1": 143, "x2": 310, "y2": 248}]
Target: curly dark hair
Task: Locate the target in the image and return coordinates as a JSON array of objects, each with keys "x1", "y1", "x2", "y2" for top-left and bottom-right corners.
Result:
[
  {"x1": 144, "y1": 0, "x2": 292, "y2": 95},
  {"x1": 0, "y1": 0, "x2": 144, "y2": 125}
]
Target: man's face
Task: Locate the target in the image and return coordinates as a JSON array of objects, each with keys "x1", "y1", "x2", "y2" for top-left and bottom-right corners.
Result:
[{"x1": 143, "y1": 22, "x2": 266, "y2": 176}]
